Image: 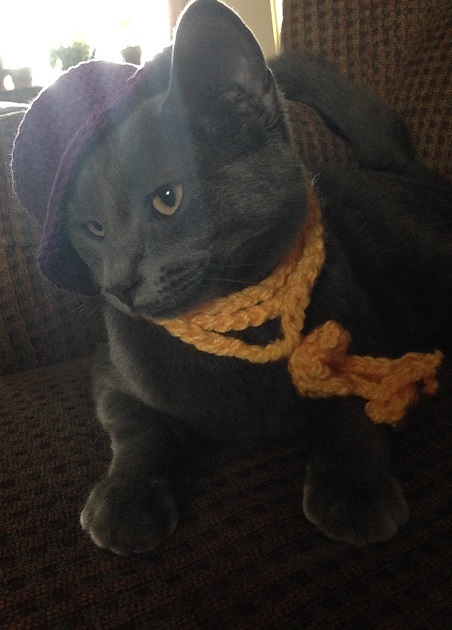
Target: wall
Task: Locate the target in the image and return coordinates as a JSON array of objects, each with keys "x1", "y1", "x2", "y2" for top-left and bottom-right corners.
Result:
[{"x1": 223, "y1": 0, "x2": 279, "y2": 57}]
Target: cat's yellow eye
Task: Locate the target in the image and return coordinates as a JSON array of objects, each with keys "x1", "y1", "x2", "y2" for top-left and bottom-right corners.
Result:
[
  {"x1": 152, "y1": 183, "x2": 183, "y2": 217},
  {"x1": 86, "y1": 220, "x2": 105, "y2": 238}
]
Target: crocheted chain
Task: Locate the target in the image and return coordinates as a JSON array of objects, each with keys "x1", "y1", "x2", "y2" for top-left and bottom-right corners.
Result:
[{"x1": 153, "y1": 186, "x2": 443, "y2": 424}]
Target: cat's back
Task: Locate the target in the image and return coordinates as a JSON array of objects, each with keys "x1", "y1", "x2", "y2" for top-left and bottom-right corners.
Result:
[{"x1": 318, "y1": 167, "x2": 452, "y2": 352}]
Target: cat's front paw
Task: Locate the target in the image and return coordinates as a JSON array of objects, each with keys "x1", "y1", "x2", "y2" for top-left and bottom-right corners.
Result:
[
  {"x1": 80, "y1": 476, "x2": 178, "y2": 554},
  {"x1": 303, "y1": 469, "x2": 409, "y2": 546}
]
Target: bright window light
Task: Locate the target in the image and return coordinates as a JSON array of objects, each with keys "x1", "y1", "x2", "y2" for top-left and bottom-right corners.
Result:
[{"x1": 1, "y1": 1, "x2": 171, "y2": 88}]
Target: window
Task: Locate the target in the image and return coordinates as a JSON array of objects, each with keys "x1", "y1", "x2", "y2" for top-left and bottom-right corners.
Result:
[
  {"x1": 1, "y1": 1, "x2": 282, "y2": 91},
  {"x1": 1, "y1": 2, "x2": 171, "y2": 89}
]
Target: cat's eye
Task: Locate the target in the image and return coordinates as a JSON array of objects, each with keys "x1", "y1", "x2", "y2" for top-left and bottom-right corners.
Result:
[
  {"x1": 86, "y1": 220, "x2": 105, "y2": 238},
  {"x1": 151, "y1": 184, "x2": 183, "y2": 217}
]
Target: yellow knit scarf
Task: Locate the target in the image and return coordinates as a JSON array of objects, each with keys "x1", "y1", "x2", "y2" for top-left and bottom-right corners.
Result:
[{"x1": 152, "y1": 186, "x2": 443, "y2": 425}]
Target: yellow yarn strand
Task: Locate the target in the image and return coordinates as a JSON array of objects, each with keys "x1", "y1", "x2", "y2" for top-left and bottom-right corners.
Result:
[{"x1": 152, "y1": 186, "x2": 443, "y2": 425}]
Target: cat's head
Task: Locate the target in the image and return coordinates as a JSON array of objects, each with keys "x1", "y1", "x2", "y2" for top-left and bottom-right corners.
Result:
[{"x1": 15, "y1": 0, "x2": 308, "y2": 318}]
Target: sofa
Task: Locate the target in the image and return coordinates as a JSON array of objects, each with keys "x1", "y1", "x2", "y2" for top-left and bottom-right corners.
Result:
[{"x1": 1, "y1": 1, "x2": 451, "y2": 627}]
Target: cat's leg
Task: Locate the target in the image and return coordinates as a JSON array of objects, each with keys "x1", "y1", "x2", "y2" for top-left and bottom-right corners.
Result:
[
  {"x1": 80, "y1": 350, "x2": 202, "y2": 555},
  {"x1": 303, "y1": 399, "x2": 408, "y2": 545}
]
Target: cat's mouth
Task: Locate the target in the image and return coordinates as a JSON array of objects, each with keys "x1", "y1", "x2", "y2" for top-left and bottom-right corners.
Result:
[
  {"x1": 102, "y1": 290, "x2": 135, "y2": 316},
  {"x1": 103, "y1": 253, "x2": 216, "y2": 320},
  {"x1": 103, "y1": 285, "x2": 204, "y2": 320}
]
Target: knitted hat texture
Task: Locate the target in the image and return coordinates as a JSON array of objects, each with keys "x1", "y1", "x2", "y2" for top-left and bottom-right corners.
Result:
[{"x1": 11, "y1": 48, "x2": 171, "y2": 294}]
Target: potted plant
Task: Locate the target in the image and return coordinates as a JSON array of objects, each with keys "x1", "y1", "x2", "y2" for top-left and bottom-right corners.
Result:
[
  {"x1": 50, "y1": 42, "x2": 91, "y2": 71},
  {"x1": 121, "y1": 45, "x2": 142, "y2": 65}
]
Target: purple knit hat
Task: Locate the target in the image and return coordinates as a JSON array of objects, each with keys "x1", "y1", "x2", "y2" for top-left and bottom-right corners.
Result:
[{"x1": 11, "y1": 48, "x2": 171, "y2": 295}]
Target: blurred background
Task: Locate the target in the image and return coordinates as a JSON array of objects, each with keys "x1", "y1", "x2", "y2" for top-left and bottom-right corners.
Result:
[{"x1": 0, "y1": 0, "x2": 282, "y2": 93}]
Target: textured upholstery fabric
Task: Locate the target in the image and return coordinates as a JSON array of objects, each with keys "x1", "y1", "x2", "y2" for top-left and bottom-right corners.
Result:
[
  {"x1": 1, "y1": 1, "x2": 451, "y2": 626},
  {"x1": 282, "y1": 0, "x2": 452, "y2": 181},
  {"x1": 1, "y1": 358, "x2": 451, "y2": 627},
  {"x1": 0, "y1": 112, "x2": 104, "y2": 375},
  {"x1": 286, "y1": 101, "x2": 358, "y2": 174},
  {"x1": 388, "y1": 3, "x2": 452, "y2": 180},
  {"x1": 281, "y1": 0, "x2": 433, "y2": 91}
]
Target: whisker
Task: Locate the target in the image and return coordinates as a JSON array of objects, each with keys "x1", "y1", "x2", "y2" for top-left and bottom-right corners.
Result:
[
  {"x1": 208, "y1": 262, "x2": 264, "y2": 271},
  {"x1": 204, "y1": 276, "x2": 256, "y2": 286}
]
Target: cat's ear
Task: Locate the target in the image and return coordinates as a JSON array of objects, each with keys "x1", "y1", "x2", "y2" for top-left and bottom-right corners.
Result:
[{"x1": 164, "y1": 0, "x2": 278, "y2": 124}]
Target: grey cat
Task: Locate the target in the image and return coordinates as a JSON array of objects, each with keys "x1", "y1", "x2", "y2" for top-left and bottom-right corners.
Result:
[{"x1": 63, "y1": 0, "x2": 452, "y2": 554}]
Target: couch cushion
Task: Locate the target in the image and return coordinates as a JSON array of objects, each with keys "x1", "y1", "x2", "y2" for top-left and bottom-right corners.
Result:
[
  {"x1": 287, "y1": 101, "x2": 358, "y2": 174},
  {"x1": 387, "y1": 3, "x2": 452, "y2": 181},
  {"x1": 1, "y1": 357, "x2": 451, "y2": 627}
]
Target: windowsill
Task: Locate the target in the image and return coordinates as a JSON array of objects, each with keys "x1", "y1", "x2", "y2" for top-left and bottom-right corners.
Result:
[{"x1": 0, "y1": 87, "x2": 42, "y2": 103}]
